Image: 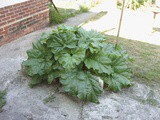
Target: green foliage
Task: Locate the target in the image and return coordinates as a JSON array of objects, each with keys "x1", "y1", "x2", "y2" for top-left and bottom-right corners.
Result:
[
  {"x1": 49, "y1": 7, "x2": 68, "y2": 24},
  {"x1": 22, "y1": 25, "x2": 132, "y2": 103},
  {"x1": 49, "y1": 5, "x2": 89, "y2": 24},
  {"x1": 60, "y1": 69, "x2": 103, "y2": 103},
  {"x1": 49, "y1": 0, "x2": 103, "y2": 24},
  {"x1": 43, "y1": 91, "x2": 55, "y2": 103},
  {"x1": 0, "y1": 90, "x2": 6, "y2": 109},
  {"x1": 117, "y1": 0, "x2": 150, "y2": 10},
  {"x1": 79, "y1": 5, "x2": 89, "y2": 12}
]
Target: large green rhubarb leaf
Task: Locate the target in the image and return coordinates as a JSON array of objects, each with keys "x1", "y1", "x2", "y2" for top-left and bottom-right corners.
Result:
[
  {"x1": 28, "y1": 75, "x2": 43, "y2": 87},
  {"x1": 47, "y1": 31, "x2": 78, "y2": 53},
  {"x1": 58, "y1": 25, "x2": 78, "y2": 33},
  {"x1": 22, "y1": 59, "x2": 52, "y2": 76},
  {"x1": 55, "y1": 48, "x2": 86, "y2": 70},
  {"x1": 102, "y1": 73, "x2": 131, "y2": 92},
  {"x1": 84, "y1": 50, "x2": 113, "y2": 74},
  {"x1": 60, "y1": 70, "x2": 103, "y2": 103},
  {"x1": 77, "y1": 28, "x2": 106, "y2": 42},
  {"x1": 77, "y1": 28, "x2": 106, "y2": 53},
  {"x1": 47, "y1": 71, "x2": 60, "y2": 84},
  {"x1": 101, "y1": 43, "x2": 132, "y2": 91},
  {"x1": 27, "y1": 41, "x2": 52, "y2": 59}
]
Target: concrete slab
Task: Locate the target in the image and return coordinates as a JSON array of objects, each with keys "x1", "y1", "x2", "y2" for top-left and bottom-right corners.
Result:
[{"x1": 0, "y1": 1, "x2": 160, "y2": 120}]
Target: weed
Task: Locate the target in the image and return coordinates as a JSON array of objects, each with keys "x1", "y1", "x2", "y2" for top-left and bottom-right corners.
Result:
[
  {"x1": 43, "y1": 92, "x2": 55, "y2": 104},
  {"x1": 79, "y1": 5, "x2": 89, "y2": 13},
  {"x1": 0, "y1": 90, "x2": 6, "y2": 110}
]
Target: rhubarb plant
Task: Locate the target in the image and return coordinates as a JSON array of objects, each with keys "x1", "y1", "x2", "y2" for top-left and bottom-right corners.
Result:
[{"x1": 22, "y1": 25, "x2": 132, "y2": 103}]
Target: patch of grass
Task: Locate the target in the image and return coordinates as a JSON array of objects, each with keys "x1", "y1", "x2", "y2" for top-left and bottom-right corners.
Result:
[
  {"x1": 49, "y1": 6, "x2": 89, "y2": 25},
  {"x1": 90, "y1": 11, "x2": 107, "y2": 21},
  {"x1": 106, "y1": 35, "x2": 160, "y2": 87},
  {"x1": 49, "y1": 7, "x2": 71, "y2": 24},
  {"x1": 0, "y1": 90, "x2": 6, "y2": 110},
  {"x1": 49, "y1": 0, "x2": 104, "y2": 25},
  {"x1": 89, "y1": 0, "x2": 103, "y2": 7},
  {"x1": 80, "y1": 11, "x2": 107, "y2": 26},
  {"x1": 79, "y1": 4, "x2": 89, "y2": 13},
  {"x1": 146, "y1": 90, "x2": 158, "y2": 106},
  {"x1": 43, "y1": 92, "x2": 55, "y2": 104}
]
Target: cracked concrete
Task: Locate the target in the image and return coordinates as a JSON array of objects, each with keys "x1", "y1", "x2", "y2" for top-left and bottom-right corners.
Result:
[{"x1": 1, "y1": 1, "x2": 160, "y2": 120}]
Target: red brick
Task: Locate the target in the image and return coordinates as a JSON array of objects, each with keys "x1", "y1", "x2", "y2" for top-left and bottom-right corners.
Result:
[
  {"x1": 23, "y1": 14, "x2": 29, "y2": 17},
  {"x1": 16, "y1": 16, "x2": 23, "y2": 20},
  {"x1": 26, "y1": 9, "x2": 32, "y2": 13},
  {"x1": 0, "y1": 14, "x2": 5, "y2": 19},
  {"x1": 21, "y1": 1, "x2": 28, "y2": 5},
  {"x1": 17, "y1": 5, "x2": 25, "y2": 10},
  {"x1": 0, "y1": 0, "x2": 49, "y2": 46},
  {"x1": 0, "y1": 22, "x2": 6, "y2": 26},
  {"x1": 0, "y1": 35, "x2": 4, "y2": 40},
  {"x1": 0, "y1": 9, "x2": 9, "y2": 14},
  {"x1": 14, "y1": 9, "x2": 21, "y2": 13},
  {"x1": 11, "y1": 23, "x2": 18, "y2": 27},
  {"x1": 13, "y1": 3, "x2": 22, "y2": 8},
  {"x1": 4, "y1": 6, "x2": 12, "y2": 10},
  {"x1": 19, "y1": 12, "x2": 25, "y2": 15},
  {"x1": 7, "y1": 19, "x2": 15, "y2": 23},
  {"x1": 2, "y1": 17, "x2": 10, "y2": 21},
  {"x1": 6, "y1": 12, "x2": 14, "y2": 17},
  {"x1": 3, "y1": 26, "x2": 9, "y2": 34},
  {"x1": 9, "y1": 7, "x2": 17, "y2": 12},
  {"x1": 0, "y1": 8, "x2": 4, "y2": 12},
  {"x1": 22, "y1": 7, "x2": 28, "y2": 11},
  {"x1": 11, "y1": 14, "x2": 18, "y2": 19},
  {"x1": 0, "y1": 28, "x2": 4, "y2": 32}
]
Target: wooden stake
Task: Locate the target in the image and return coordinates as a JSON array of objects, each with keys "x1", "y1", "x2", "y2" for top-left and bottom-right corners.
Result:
[
  {"x1": 49, "y1": 0, "x2": 60, "y2": 14},
  {"x1": 116, "y1": 0, "x2": 125, "y2": 48}
]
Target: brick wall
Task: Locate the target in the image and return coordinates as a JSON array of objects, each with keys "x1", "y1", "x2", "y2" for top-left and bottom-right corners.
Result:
[{"x1": 0, "y1": 0, "x2": 49, "y2": 46}]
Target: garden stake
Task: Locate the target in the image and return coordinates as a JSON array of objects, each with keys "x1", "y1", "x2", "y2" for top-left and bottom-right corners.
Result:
[
  {"x1": 116, "y1": 0, "x2": 125, "y2": 48},
  {"x1": 49, "y1": 0, "x2": 60, "y2": 14}
]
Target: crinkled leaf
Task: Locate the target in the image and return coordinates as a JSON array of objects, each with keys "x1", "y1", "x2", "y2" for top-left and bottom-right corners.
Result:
[
  {"x1": 22, "y1": 59, "x2": 52, "y2": 76},
  {"x1": 100, "y1": 44, "x2": 132, "y2": 91},
  {"x1": 77, "y1": 28, "x2": 106, "y2": 41},
  {"x1": 77, "y1": 28, "x2": 106, "y2": 53},
  {"x1": 29, "y1": 75, "x2": 43, "y2": 88},
  {"x1": 27, "y1": 41, "x2": 52, "y2": 59},
  {"x1": 52, "y1": 62, "x2": 63, "y2": 70},
  {"x1": 60, "y1": 70, "x2": 103, "y2": 103},
  {"x1": 39, "y1": 32, "x2": 49, "y2": 44},
  {"x1": 47, "y1": 31, "x2": 78, "y2": 53},
  {"x1": 87, "y1": 30, "x2": 107, "y2": 42},
  {"x1": 85, "y1": 50, "x2": 113, "y2": 74},
  {"x1": 103, "y1": 43, "x2": 131, "y2": 62},
  {"x1": 48, "y1": 71, "x2": 60, "y2": 84},
  {"x1": 102, "y1": 73, "x2": 131, "y2": 92},
  {"x1": 58, "y1": 25, "x2": 78, "y2": 33},
  {"x1": 56, "y1": 48, "x2": 85, "y2": 70}
]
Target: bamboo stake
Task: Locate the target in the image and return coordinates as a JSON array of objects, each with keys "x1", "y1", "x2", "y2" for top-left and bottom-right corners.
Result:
[{"x1": 115, "y1": 0, "x2": 125, "y2": 48}]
